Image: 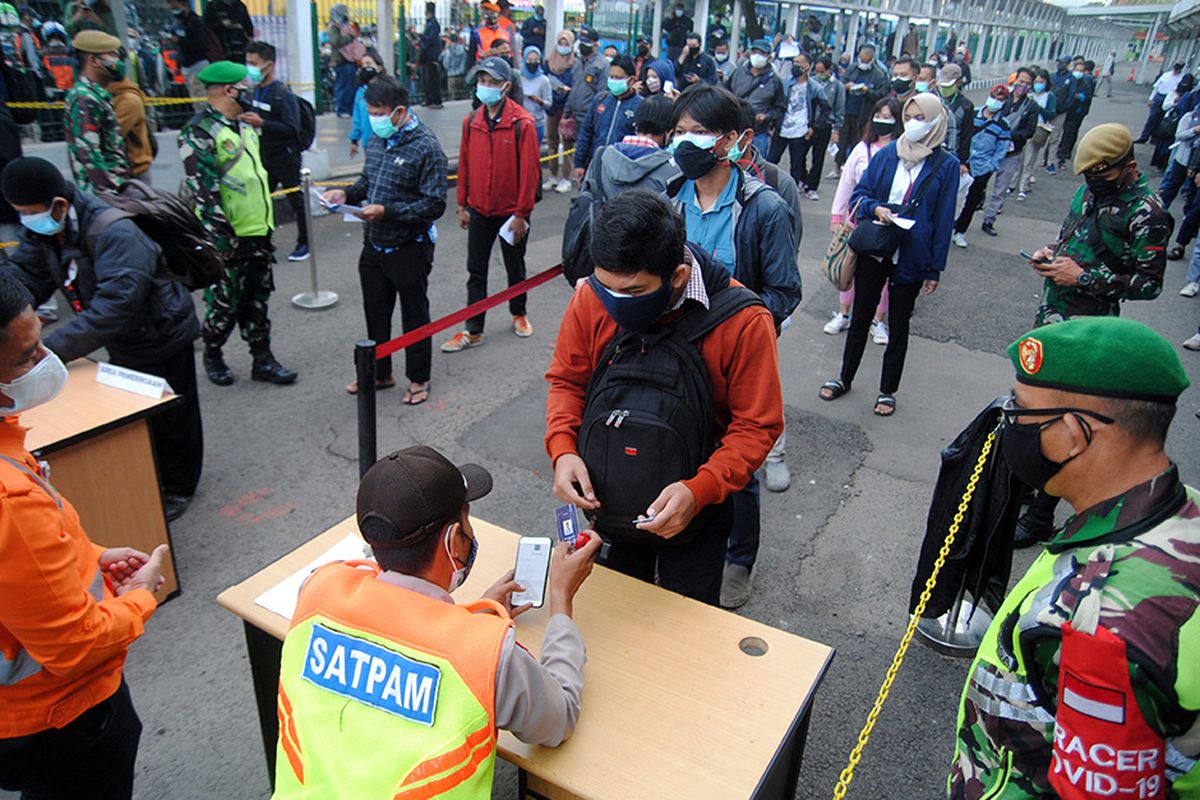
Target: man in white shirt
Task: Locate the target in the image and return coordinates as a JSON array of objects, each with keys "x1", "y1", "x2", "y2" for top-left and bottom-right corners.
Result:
[{"x1": 1136, "y1": 61, "x2": 1186, "y2": 144}]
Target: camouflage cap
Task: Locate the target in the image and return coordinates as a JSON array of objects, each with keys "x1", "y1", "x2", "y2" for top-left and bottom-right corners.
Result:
[
  {"x1": 1073, "y1": 122, "x2": 1133, "y2": 175},
  {"x1": 1008, "y1": 317, "x2": 1190, "y2": 403},
  {"x1": 72, "y1": 29, "x2": 121, "y2": 54},
  {"x1": 197, "y1": 60, "x2": 249, "y2": 86}
]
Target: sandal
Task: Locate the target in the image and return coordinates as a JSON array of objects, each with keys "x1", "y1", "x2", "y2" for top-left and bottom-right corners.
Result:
[
  {"x1": 346, "y1": 377, "x2": 397, "y2": 395},
  {"x1": 819, "y1": 379, "x2": 849, "y2": 401},
  {"x1": 874, "y1": 394, "x2": 896, "y2": 417},
  {"x1": 403, "y1": 384, "x2": 430, "y2": 406}
]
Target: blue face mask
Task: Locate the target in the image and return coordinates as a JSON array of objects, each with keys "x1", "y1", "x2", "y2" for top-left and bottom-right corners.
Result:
[
  {"x1": 984, "y1": 97, "x2": 1004, "y2": 112},
  {"x1": 476, "y1": 83, "x2": 505, "y2": 106},
  {"x1": 20, "y1": 206, "x2": 65, "y2": 236},
  {"x1": 369, "y1": 111, "x2": 399, "y2": 139},
  {"x1": 1033, "y1": 81, "x2": 1047, "y2": 92},
  {"x1": 1072, "y1": 70, "x2": 1085, "y2": 80},
  {"x1": 246, "y1": 64, "x2": 264, "y2": 84},
  {"x1": 588, "y1": 274, "x2": 674, "y2": 332}
]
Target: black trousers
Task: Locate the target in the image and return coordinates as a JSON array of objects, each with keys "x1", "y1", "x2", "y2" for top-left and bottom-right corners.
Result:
[
  {"x1": 1178, "y1": 183, "x2": 1200, "y2": 247},
  {"x1": 1055, "y1": 114, "x2": 1085, "y2": 165},
  {"x1": 837, "y1": 115, "x2": 864, "y2": 167},
  {"x1": 263, "y1": 154, "x2": 307, "y2": 247},
  {"x1": 767, "y1": 134, "x2": 814, "y2": 189},
  {"x1": 465, "y1": 210, "x2": 527, "y2": 335},
  {"x1": 806, "y1": 126, "x2": 832, "y2": 191},
  {"x1": 840, "y1": 255, "x2": 923, "y2": 395},
  {"x1": 422, "y1": 61, "x2": 443, "y2": 106},
  {"x1": 955, "y1": 171, "x2": 992, "y2": 234},
  {"x1": 597, "y1": 499, "x2": 733, "y2": 606},
  {"x1": 358, "y1": 239, "x2": 433, "y2": 384},
  {"x1": 112, "y1": 344, "x2": 204, "y2": 498},
  {"x1": 0, "y1": 680, "x2": 142, "y2": 800}
]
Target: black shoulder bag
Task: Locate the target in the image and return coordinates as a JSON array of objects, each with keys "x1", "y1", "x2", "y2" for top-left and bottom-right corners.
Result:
[{"x1": 849, "y1": 150, "x2": 945, "y2": 260}]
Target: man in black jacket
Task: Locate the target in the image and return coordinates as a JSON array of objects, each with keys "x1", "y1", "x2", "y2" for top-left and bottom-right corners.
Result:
[
  {"x1": 202, "y1": 0, "x2": 254, "y2": 63},
  {"x1": 0, "y1": 158, "x2": 203, "y2": 521},
  {"x1": 242, "y1": 41, "x2": 308, "y2": 262},
  {"x1": 322, "y1": 78, "x2": 447, "y2": 407},
  {"x1": 663, "y1": 2, "x2": 691, "y2": 62},
  {"x1": 167, "y1": 0, "x2": 222, "y2": 104},
  {"x1": 418, "y1": 2, "x2": 443, "y2": 108}
]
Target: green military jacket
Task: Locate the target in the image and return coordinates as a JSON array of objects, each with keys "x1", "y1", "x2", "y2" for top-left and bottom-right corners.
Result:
[
  {"x1": 948, "y1": 466, "x2": 1200, "y2": 798},
  {"x1": 1038, "y1": 176, "x2": 1172, "y2": 325},
  {"x1": 64, "y1": 75, "x2": 131, "y2": 193}
]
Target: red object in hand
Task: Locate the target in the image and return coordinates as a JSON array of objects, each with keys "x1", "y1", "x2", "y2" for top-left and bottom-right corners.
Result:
[{"x1": 576, "y1": 533, "x2": 590, "y2": 548}]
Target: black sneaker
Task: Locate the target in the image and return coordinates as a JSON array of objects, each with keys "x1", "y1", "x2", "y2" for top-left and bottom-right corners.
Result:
[
  {"x1": 981, "y1": 222, "x2": 998, "y2": 237},
  {"x1": 203, "y1": 351, "x2": 235, "y2": 386},
  {"x1": 163, "y1": 494, "x2": 192, "y2": 522},
  {"x1": 251, "y1": 356, "x2": 298, "y2": 384}
]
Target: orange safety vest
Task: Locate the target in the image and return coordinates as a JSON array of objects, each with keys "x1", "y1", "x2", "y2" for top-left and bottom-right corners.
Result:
[
  {"x1": 42, "y1": 50, "x2": 74, "y2": 90},
  {"x1": 274, "y1": 561, "x2": 513, "y2": 798},
  {"x1": 161, "y1": 47, "x2": 186, "y2": 84},
  {"x1": 475, "y1": 25, "x2": 511, "y2": 61}
]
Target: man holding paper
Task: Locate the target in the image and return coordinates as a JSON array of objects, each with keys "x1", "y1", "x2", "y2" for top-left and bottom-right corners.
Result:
[
  {"x1": 322, "y1": 76, "x2": 447, "y2": 406},
  {"x1": 0, "y1": 156, "x2": 203, "y2": 521}
]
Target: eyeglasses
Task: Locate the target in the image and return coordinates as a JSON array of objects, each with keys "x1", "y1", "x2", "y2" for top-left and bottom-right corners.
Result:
[{"x1": 1000, "y1": 393, "x2": 1114, "y2": 428}]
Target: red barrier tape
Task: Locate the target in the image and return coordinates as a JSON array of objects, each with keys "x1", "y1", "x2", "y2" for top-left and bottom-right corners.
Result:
[{"x1": 374, "y1": 264, "x2": 565, "y2": 359}]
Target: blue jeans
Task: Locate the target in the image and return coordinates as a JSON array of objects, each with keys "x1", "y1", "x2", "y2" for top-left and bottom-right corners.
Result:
[
  {"x1": 726, "y1": 472, "x2": 760, "y2": 568},
  {"x1": 753, "y1": 132, "x2": 771, "y2": 159},
  {"x1": 1187, "y1": 244, "x2": 1200, "y2": 283},
  {"x1": 1160, "y1": 160, "x2": 1188, "y2": 209},
  {"x1": 334, "y1": 62, "x2": 357, "y2": 115}
]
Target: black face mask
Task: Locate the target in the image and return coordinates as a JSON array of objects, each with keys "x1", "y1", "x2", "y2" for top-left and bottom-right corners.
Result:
[
  {"x1": 672, "y1": 140, "x2": 719, "y2": 180},
  {"x1": 588, "y1": 275, "x2": 673, "y2": 332},
  {"x1": 792, "y1": 64, "x2": 806, "y2": 78},
  {"x1": 1085, "y1": 168, "x2": 1130, "y2": 199},
  {"x1": 891, "y1": 77, "x2": 912, "y2": 94},
  {"x1": 1000, "y1": 404, "x2": 1111, "y2": 492},
  {"x1": 636, "y1": 44, "x2": 649, "y2": 57},
  {"x1": 870, "y1": 120, "x2": 896, "y2": 138},
  {"x1": 358, "y1": 66, "x2": 379, "y2": 84}
]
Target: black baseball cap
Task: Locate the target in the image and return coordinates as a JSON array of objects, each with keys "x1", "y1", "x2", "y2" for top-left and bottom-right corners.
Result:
[
  {"x1": 357, "y1": 446, "x2": 492, "y2": 549},
  {"x1": 468, "y1": 55, "x2": 512, "y2": 83}
]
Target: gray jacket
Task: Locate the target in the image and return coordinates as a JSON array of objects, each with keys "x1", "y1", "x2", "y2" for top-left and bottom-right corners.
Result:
[
  {"x1": 6, "y1": 191, "x2": 200, "y2": 364},
  {"x1": 815, "y1": 76, "x2": 845, "y2": 130},
  {"x1": 583, "y1": 141, "x2": 680, "y2": 199},
  {"x1": 565, "y1": 53, "x2": 609, "y2": 119}
]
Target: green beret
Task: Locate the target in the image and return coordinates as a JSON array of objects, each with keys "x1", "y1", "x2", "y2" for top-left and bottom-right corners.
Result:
[
  {"x1": 1073, "y1": 123, "x2": 1133, "y2": 175},
  {"x1": 72, "y1": 30, "x2": 121, "y2": 54},
  {"x1": 1008, "y1": 318, "x2": 1190, "y2": 403},
  {"x1": 197, "y1": 60, "x2": 248, "y2": 86}
]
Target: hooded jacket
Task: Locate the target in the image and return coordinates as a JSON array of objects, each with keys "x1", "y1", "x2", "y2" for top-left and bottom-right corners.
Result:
[
  {"x1": 665, "y1": 168, "x2": 801, "y2": 327},
  {"x1": 7, "y1": 191, "x2": 200, "y2": 364},
  {"x1": 106, "y1": 80, "x2": 153, "y2": 178}
]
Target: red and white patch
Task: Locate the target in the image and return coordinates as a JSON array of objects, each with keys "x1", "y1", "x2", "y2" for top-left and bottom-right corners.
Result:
[
  {"x1": 1062, "y1": 672, "x2": 1126, "y2": 724},
  {"x1": 1019, "y1": 338, "x2": 1044, "y2": 375}
]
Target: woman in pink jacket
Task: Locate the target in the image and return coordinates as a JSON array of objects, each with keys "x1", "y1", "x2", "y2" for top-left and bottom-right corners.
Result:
[{"x1": 826, "y1": 97, "x2": 901, "y2": 344}]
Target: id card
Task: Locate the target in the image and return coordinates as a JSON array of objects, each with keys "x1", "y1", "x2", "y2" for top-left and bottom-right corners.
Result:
[{"x1": 555, "y1": 504, "x2": 581, "y2": 545}]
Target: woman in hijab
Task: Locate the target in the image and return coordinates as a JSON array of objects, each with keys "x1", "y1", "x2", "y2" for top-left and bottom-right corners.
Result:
[
  {"x1": 641, "y1": 58, "x2": 677, "y2": 97},
  {"x1": 819, "y1": 93, "x2": 959, "y2": 417},
  {"x1": 543, "y1": 30, "x2": 577, "y2": 193}
]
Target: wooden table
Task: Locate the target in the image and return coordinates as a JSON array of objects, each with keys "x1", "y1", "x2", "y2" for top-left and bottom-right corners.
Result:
[
  {"x1": 22, "y1": 360, "x2": 181, "y2": 601},
  {"x1": 218, "y1": 516, "x2": 835, "y2": 799}
]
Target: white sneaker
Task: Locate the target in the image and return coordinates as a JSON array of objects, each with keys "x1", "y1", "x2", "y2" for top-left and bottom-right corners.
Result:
[
  {"x1": 952, "y1": 232, "x2": 968, "y2": 248},
  {"x1": 1181, "y1": 281, "x2": 1200, "y2": 298},
  {"x1": 870, "y1": 319, "x2": 890, "y2": 345},
  {"x1": 541, "y1": 178, "x2": 557, "y2": 190},
  {"x1": 804, "y1": 189, "x2": 820, "y2": 201},
  {"x1": 554, "y1": 179, "x2": 572, "y2": 194},
  {"x1": 823, "y1": 311, "x2": 850, "y2": 335},
  {"x1": 1017, "y1": 191, "x2": 1028, "y2": 201},
  {"x1": 1184, "y1": 333, "x2": 1200, "y2": 351},
  {"x1": 826, "y1": 167, "x2": 841, "y2": 179}
]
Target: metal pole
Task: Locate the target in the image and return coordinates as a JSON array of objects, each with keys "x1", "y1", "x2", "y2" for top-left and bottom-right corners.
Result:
[
  {"x1": 356, "y1": 340, "x2": 378, "y2": 478},
  {"x1": 291, "y1": 169, "x2": 339, "y2": 310}
]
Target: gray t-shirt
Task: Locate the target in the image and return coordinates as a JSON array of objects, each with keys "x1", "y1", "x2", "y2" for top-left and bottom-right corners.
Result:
[{"x1": 521, "y1": 71, "x2": 553, "y2": 127}]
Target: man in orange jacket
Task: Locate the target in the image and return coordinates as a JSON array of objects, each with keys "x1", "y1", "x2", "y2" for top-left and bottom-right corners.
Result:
[{"x1": 0, "y1": 269, "x2": 170, "y2": 798}]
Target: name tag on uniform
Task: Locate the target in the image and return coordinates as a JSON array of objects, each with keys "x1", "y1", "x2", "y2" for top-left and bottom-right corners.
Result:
[
  {"x1": 251, "y1": 99, "x2": 271, "y2": 112},
  {"x1": 302, "y1": 623, "x2": 441, "y2": 726}
]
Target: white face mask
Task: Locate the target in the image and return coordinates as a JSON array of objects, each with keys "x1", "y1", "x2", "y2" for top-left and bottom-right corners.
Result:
[
  {"x1": 904, "y1": 117, "x2": 933, "y2": 141},
  {"x1": 443, "y1": 523, "x2": 476, "y2": 592},
  {"x1": 646, "y1": 73, "x2": 661, "y2": 92},
  {"x1": 749, "y1": 53, "x2": 768, "y2": 69},
  {"x1": 0, "y1": 351, "x2": 67, "y2": 414}
]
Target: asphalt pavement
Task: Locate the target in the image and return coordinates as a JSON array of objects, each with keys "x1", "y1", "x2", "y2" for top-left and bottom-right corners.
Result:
[{"x1": 7, "y1": 75, "x2": 1200, "y2": 800}]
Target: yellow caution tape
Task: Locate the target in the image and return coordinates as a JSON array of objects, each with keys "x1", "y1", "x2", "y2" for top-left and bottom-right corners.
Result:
[
  {"x1": 7, "y1": 96, "x2": 209, "y2": 109},
  {"x1": 830, "y1": 430, "x2": 997, "y2": 800}
]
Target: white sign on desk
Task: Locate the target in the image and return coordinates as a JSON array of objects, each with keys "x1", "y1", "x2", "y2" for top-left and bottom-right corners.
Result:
[{"x1": 95, "y1": 362, "x2": 169, "y2": 399}]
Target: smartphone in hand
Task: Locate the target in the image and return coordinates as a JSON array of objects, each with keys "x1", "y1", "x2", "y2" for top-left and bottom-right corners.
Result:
[
  {"x1": 511, "y1": 537, "x2": 553, "y2": 608},
  {"x1": 1020, "y1": 250, "x2": 1051, "y2": 264}
]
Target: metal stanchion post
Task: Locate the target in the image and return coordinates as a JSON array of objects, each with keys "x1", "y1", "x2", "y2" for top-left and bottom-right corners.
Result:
[
  {"x1": 291, "y1": 168, "x2": 339, "y2": 310},
  {"x1": 355, "y1": 340, "x2": 378, "y2": 479}
]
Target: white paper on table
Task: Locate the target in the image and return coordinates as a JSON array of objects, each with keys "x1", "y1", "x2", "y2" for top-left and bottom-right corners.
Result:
[
  {"x1": 253, "y1": 532, "x2": 372, "y2": 620},
  {"x1": 891, "y1": 216, "x2": 917, "y2": 230},
  {"x1": 499, "y1": 214, "x2": 520, "y2": 245}
]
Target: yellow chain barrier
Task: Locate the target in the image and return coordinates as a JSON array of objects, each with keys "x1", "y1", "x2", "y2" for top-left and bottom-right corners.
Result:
[{"x1": 830, "y1": 429, "x2": 997, "y2": 800}]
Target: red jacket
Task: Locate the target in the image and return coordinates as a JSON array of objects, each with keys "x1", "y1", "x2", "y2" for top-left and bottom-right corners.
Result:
[{"x1": 457, "y1": 98, "x2": 540, "y2": 219}]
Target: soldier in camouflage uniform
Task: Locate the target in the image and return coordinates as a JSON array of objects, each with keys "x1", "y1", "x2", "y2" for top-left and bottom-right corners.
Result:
[
  {"x1": 1016, "y1": 123, "x2": 1174, "y2": 547},
  {"x1": 64, "y1": 30, "x2": 131, "y2": 193},
  {"x1": 179, "y1": 60, "x2": 296, "y2": 386},
  {"x1": 948, "y1": 317, "x2": 1200, "y2": 800}
]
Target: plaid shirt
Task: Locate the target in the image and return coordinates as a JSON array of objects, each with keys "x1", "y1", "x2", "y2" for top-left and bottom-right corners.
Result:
[
  {"x1": 670, "y1": 246, "x2": 710, "y2": 311},
  {"x1": 346, "y1": 116, "x2": 449, "y2": 249}
]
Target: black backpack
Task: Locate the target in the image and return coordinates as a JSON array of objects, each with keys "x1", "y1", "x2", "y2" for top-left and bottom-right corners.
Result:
[
  {"x1": 297, "y1": 96, "x2": 317, "y2": 151},
  {"x1": 578, "y1": 258, "x2": 761, "y2": 545},
  {"x1": 88, "y1": 180, "x2": 225, "y2": 290},
  {"x1": 561, "y1": 147, "x2": 607, "y2": 286}
]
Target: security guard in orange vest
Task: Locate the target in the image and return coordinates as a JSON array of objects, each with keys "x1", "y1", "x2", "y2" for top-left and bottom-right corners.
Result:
[
  {"x1": 0, "y1": 269, "x2": 170, "y2": 799},
  {"x1": 467, "y1": 1, "x2": 512, "y2": 64},
  {"x1": 274, "y1": 446, "x2": 602, "y2": 797}
]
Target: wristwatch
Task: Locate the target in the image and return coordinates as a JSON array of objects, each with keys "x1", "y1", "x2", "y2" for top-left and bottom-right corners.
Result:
[{"x1": 1077, "y1": 269, "x2": 1094, "y2": 288}]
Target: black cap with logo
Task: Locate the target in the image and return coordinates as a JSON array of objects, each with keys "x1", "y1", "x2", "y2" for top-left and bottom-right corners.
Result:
[{"x1": 356, "y1": 446, "x2": 493, "y2": 550}]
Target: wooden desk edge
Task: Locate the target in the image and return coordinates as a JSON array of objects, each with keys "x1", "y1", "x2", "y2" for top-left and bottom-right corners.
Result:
[{"x1": 30, "y1": 394, "x2": 182, "y2": 456}]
